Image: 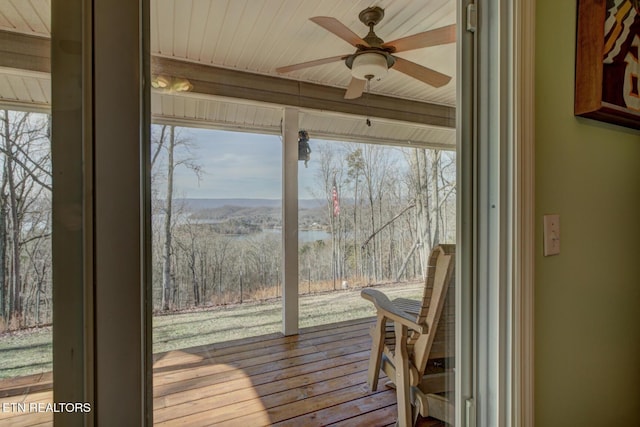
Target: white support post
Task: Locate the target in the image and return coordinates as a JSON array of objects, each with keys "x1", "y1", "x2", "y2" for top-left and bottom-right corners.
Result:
[{"x1": 282, "y1": 107, "x2": 299, "y2": 336}]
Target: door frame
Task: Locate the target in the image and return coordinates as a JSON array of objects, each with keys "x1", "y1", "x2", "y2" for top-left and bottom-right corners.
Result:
[
  {"x1": 472, "y1": 0, "x2": 536, "y2": 425},
  {"x1": 50, "y1": 0, "x2": 536, "y2": 425}
]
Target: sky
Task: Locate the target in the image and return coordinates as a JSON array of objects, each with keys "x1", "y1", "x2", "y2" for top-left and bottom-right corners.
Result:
[{"x1": 167, "y1": 127, "x2": 322, "y2": 200}]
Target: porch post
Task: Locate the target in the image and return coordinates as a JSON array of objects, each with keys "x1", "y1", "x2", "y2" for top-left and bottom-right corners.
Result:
[{"x1": 282, "y1": 107, "x2": 299, "y2": 336}]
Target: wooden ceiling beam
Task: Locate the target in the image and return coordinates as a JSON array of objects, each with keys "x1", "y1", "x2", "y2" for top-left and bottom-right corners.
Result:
[
  {"x1": 0, "y1": 30, "x2": 50, "y2": 73},
  {"x1": 152, "y1": 57, "x2": 455, "y2": 128},
  {"x1": 0, "y1": 30, "x2": 455, "y2": 128}
]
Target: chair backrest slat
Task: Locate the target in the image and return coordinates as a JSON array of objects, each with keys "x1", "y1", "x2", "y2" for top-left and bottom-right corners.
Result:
[{"x1": 411, "y1": 244, "x2": 455, "y2": 373}]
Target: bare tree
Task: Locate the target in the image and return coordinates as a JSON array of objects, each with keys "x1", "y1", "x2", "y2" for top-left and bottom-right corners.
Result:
[
  {"x1": 346, "y1": 146, "x2": 364, "y2": 279},
  {"x1": 0, "y1": 110, "x2": 51, "y2": 327},
  {"x1": 175, "y1": 223, "x2": 202, "y2": 306},
  {"x1": 359, "y1": 145, "x2": 395, "y2": 281},
  {"x1": 312, "y1": 144, "x2": 349, "y2": 287},
  {"x1": 210, "y1": 235, "x2": 232, "y2": 301},
  {"x1": 150, "y1": 124, "x2": 201, "y2": 311},
  {"x1": 142, "y1": 133, "x2": 456, "y2": 315},
  {"x1": 22, "y1": 197, "x2": 52, "y2": 325}
]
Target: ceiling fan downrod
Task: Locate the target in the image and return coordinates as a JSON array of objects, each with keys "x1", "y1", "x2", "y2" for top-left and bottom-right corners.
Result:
[{"x1": 359, "y1": 7, "x2": 385, "y2": 48}]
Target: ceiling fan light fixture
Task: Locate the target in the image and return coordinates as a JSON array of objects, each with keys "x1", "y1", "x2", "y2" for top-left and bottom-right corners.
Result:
[
  {"x1": 151, "y1": 75, "x2": 193, "y2": 93},
  {"x1": 172, "y1": 78, "x2": 193, "y2": 92},
  {"x1": 151, "y1": 75, "x2": 170, "y2": 89},
  {"x1": 351, "y1": 52, "x2": 388, "y2": 80}
]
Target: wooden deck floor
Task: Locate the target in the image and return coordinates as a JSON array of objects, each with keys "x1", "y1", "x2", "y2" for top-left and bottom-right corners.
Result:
[{"x1": 0, "y1": 317, "x2": 446, "y2": 426}]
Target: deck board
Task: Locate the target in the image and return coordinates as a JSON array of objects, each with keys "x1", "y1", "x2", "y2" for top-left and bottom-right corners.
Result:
[{"x1": 0, "y1": 318, "x2": 447, "y2": 426}]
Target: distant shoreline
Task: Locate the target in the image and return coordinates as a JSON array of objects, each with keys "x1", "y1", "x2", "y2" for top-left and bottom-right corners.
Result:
[{"x1": 174, "y1": 197, "x2": 327, "y2": 210}]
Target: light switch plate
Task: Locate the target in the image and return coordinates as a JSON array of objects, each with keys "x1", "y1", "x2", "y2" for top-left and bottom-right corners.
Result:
[{"x1": 543, "y1": 214, "x2": 560, "y2": 256}]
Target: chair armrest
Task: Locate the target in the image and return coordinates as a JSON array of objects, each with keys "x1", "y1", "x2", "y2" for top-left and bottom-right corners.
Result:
[{"x1": 361, "y1": 288, "x2": 427, "y2": 334}]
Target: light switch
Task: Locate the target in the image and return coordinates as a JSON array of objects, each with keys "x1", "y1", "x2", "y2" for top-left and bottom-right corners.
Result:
[{"x1": 543, "y1": 214, "x2": 560, "y2": 256}]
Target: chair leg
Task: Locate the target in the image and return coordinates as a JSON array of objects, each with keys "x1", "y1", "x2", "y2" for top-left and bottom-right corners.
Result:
[
  {"x1": 394, "y1": 321, "x2": 412, "y2": 427},
  {"x1": 367, "y1": 314, "x2": 386, "y2": 391}
]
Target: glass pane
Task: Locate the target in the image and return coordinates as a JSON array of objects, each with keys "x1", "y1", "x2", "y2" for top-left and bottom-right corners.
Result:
[
  {"x1": 151, "y1": 127, "x2": 283, "y2": 351},
  {"x1": 149, "y1": 0, "x2": 458, "y2": 424},
  {"x1": 298, "y1": 140, "x2": 457, "y2": 327},
  {"x1": 0, "y1": 14, "x2": 53, "y2": 426}
]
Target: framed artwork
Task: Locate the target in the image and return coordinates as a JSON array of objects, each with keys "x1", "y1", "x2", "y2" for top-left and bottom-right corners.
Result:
[{"x1": 575, "y1": 0, "x2": 640, "y2": 129}]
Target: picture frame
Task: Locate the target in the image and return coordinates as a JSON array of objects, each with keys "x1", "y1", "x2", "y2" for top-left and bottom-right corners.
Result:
[{"x1": 575, "y1": 0, "x2": 640, "y2": 129}]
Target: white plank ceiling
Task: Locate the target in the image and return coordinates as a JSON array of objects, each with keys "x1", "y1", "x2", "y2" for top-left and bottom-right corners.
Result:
[{"x1": 0, "y1": 0, "x2": 456, "y2": 148}]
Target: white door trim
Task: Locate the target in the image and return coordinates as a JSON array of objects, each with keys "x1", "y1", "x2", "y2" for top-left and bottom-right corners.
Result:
[
  {"x1": 474, "y1": 0, "x2": 535, "y2": 425},
  {"x1": 512, "y1": 0, "x2": 536, "y2": 425}
]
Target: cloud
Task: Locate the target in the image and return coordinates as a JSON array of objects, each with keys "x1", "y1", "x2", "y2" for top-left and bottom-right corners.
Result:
[
  {"x1": 172, "y1": 128, "x2": 284, "y2": 199},
  {"x1": 161, "y1": 127, "x2": 327, "y2": 200}
]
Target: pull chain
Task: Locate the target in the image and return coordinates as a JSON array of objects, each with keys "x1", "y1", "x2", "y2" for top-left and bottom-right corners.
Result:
[{"x1": 365, "y1": 79, "x2": 372, "y2": 127}]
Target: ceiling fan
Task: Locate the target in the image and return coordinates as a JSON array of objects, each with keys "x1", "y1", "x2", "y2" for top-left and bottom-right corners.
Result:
[{"x1": 276, "y1": 6, "x2": 456, "y2": 99}]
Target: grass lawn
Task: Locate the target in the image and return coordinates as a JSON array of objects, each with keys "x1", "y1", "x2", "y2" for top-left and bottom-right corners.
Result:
[{"x1": 0, "y1": 281, "x2": 423, "y2": 379}]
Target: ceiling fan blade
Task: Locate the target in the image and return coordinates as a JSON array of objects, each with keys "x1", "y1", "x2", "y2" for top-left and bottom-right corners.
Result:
[
  {"x1": 392, "y1": 57, "x2": 451, "y2": 88},
  {"x1": 310, "y1": 16, "x2": 369, "y2": 47},
  {"x1": 383, "y1": 24, "x2": 456, "y2": 53},
  {"x1": 344, "y1": 77, "x2": 366, "y2": 99},
  {"x1": 276, "y1": 55, "x2": 347, "y2": 74}
]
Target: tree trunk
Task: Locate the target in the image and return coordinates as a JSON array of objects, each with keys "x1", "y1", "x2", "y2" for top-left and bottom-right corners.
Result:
[
  {"x1": 200, "y1": 255, "x2": 207, "y2": 303},
  {"x1": 397, "y1": 240, "x2": 420, "y2": 281},
  {"x1": 0, "y1": 113, "x2": 8, "y2": 321},
  {"x1": 190, "y1": 253, "x2": 199, "y2": 306},
  {"x1": 367, "y1": 192, "x2": 377, "y2": 281},
  {"x1": 161, "y1": 125, "x2": 176, "y2": 311},
  {"x1": 352, "y1": 178, "x2": 359, "y2": 280},
  {"x1": 4, "y1": 113, "x2": 23, "y2": 324},
  {"x1": 0, "y1": 193, "x2": 6, "y2": 322},
  {"x1": 430, "y1": 150, "x2": 441, "y2": 247},
  {"x1": 9, "y1": 181, "x2": 22, "y2": 322}
]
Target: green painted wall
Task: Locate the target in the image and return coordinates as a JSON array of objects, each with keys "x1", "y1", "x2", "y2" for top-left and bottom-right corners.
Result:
[{"x1": 535, "y1": 1, "x2": 640, "y2": 425}]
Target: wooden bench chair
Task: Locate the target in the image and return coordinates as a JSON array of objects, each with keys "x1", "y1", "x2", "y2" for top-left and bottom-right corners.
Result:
[{"x1": 361, "y1": 244, "x2": 455, "y2": 427}]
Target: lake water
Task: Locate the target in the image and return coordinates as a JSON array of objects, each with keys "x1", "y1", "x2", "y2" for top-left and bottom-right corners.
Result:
[
  {"x1": 175, "y1": 217, "x2": 333, "y2": 242},
  {"x1": 261, "y1": 228, "x2": 332, "y2": 242},
  {"x1": 222, "y1": 228, "x2": 332, "y2": 242}
]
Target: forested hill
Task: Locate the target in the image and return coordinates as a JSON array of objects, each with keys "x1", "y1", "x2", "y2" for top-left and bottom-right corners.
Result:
[
  {"x1": 172, "y1": 198, "x2": 329, "y2": 230},
  {"x1": 177, "y1": 198, "x2": 326, "y2": 210}
]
